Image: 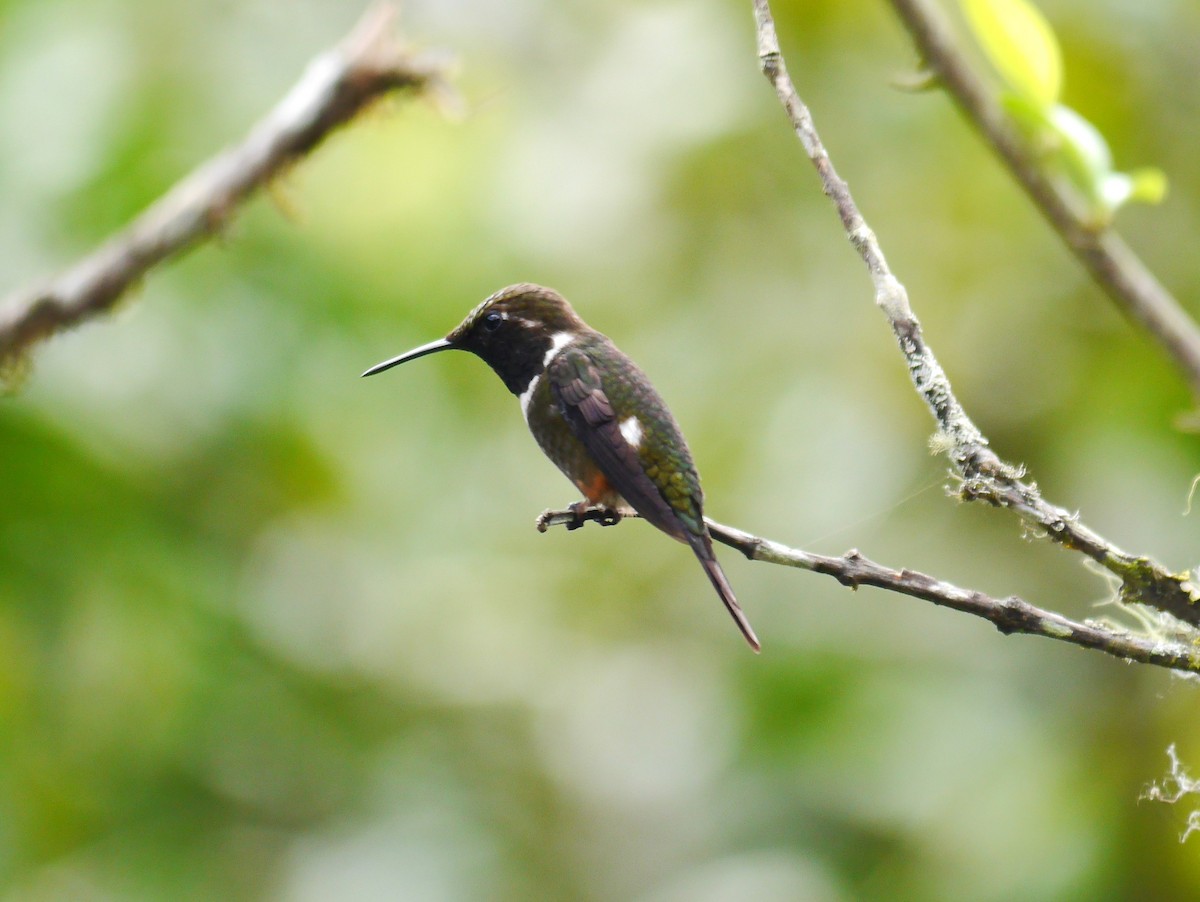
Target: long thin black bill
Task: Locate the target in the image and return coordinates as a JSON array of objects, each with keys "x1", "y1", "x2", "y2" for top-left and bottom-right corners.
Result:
[{"x1": 361, "y1": 338, "x2": 455, "y2": 377}]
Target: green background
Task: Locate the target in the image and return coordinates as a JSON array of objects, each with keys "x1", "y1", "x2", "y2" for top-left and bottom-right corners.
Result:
[{"x1": 2, "y1": 0, "x2": 1200, "y2": 898}]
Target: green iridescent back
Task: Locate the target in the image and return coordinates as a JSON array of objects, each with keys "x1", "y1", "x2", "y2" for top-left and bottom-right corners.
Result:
[{"x1": 558, "y1": 333, "x2": 707, "y2": 538}]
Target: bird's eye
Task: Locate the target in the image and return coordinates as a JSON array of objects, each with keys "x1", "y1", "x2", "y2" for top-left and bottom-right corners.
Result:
[{"x1": 483, "y1": 312, "x2": 503, "y2": 332}]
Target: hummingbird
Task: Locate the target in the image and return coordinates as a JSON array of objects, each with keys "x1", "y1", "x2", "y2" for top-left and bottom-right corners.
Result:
[{"x1": 362, "y1": 283, "x2": 760, "y2": 652}]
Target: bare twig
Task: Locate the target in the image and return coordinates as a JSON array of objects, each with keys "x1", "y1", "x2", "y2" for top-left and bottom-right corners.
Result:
[
  {"x1": 751, "y1": 0, "x2": 1200, "y2": 628},
  {"x1": 537, "y1": 507, "x2": 1200, "y2": 675},
  {"x1": 0, "y1": 3, "x2": 453, "y2": 370},
  {"x1": 887, "y1": 0, "x2": 1200, "y2": 399}
]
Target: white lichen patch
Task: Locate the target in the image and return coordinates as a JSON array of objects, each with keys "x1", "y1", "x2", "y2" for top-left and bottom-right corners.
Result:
[{"x1": 1142, "y1": 744, "x2": 1200, "y2": 842}]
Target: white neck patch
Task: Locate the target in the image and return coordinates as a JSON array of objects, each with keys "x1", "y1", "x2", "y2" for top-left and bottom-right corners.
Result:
[
  {"x1": 543, "y1": 332, "x2": 573, "y2": 367},
  {"x1": 518, "y1": 373, "x2": 540, "y2": 421},
  {"x1": 519, "y1": 333, "x2": 573, "y2": 422}
]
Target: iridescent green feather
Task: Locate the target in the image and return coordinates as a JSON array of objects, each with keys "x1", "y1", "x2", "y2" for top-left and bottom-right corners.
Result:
[{"x1": 572, "y1": 334, "x2": 707, "y2": 538}]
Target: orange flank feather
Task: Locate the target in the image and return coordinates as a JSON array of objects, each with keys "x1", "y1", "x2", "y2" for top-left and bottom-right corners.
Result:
[{"x1": 575, "y1": 470, "x2": 614, "y2": 505}]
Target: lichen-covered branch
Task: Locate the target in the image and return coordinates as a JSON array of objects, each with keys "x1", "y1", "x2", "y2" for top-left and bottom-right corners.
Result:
[
  {"x1": 751, "y1": 0, "x2": 1200, "y2": 628},
  {"x1": 0, "y1": 3, "x2": 452, "y2": 372},
  {"x1": 887, "y1": 0, "x2": 1200, "y2": 399},
  {"x1": 537, "y1": 507, "x2": 1200, "y2": 674}
]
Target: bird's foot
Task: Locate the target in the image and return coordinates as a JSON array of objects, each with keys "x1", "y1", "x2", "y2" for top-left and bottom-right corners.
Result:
[
  {"x1": 566, "y1": 501, "x2": 612, "y2": 530},
  {"x1": 535, "y1": 504, "x2": 635, "y2": 533},
  {"x1": 595, "y1": 505, "x2": 623, "y2": 527},
  {"x1": 566, "y1": 501, "x2": 588, "y2": 530}
]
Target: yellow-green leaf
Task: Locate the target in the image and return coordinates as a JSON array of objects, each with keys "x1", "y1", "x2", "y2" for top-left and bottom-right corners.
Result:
[
  {"x1": 962, "y1": 0, "x2": 1063, "y2": 107},
  {"x1": 1096, "y1": 169, "x2": 1167, "y2": 216},
  {"x1": 1099, "y1": 173, "x2": 1135, "y2": 211},
  {"x1": 1000, "y1": 91, "x2": 1054, "y2": 138},
  {"x1": 1126, "y1": 167, "x2": 1168, "y2": 205},
  {"x1": 1049, "y1": 104, "x2": 1112, "y2": 179}
]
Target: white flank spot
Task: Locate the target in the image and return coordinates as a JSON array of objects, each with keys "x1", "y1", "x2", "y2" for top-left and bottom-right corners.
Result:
[
  {"x1": 619, "y1": 416, "x2": 643, "y2": 448},
  {"x1": 543, "y1": 332, "x2": 573, "y2": 367},
  {"x1": 518, "y1": 373, "x2": 540, "y2": 421}
]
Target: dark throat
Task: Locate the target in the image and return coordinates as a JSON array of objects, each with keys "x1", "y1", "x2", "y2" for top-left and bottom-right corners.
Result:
[{"x1": 478, "y1": 334, "x2": 556, "y2": 396}]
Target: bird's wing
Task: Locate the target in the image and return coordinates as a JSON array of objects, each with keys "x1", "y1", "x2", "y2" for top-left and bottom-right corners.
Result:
[{"x1": 547, "y1": 346, "x2": 688, "y2": 540}]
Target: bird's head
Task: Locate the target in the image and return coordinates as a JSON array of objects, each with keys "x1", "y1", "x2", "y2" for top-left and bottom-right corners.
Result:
[{"x1": 361, "y1": 283, "x2": 588, "y2": 394}]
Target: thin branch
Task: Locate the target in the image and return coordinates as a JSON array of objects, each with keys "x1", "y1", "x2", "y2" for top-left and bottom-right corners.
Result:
[
  {"x1": 887, "y1": 0, "x2": 1200, "y2": 399},
  {"x1": 537, "y1": 507, "x2": 1200, "y2": 675},
  {"x1": 751, "y1": 0, "x2": 1200, "y2": 628},
  {"x1": 0, "y1": 3, "x2": 453, "y2": 370}
]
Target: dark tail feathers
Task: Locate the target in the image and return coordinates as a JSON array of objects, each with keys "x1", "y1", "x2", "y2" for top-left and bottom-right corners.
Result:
[{"x1": 688, "y1": 535, "x2": 760, "y2": 652}]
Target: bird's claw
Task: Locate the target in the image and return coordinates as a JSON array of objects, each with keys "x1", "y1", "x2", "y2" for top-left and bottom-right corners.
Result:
[
  {"x1": 563, "y1": 502, "x2": 623, "y2": 530},
  {"x1": 566, "y1": 501, "x2": 590, "y2": 530},
  {"x1": 536, "y1": 504, "x2": 629, "y2": 533}
]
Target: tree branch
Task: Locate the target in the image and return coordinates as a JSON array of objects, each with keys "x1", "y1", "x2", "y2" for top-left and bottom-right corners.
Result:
[
  {"x1": 887, "y1": 0, "x2": 1200, "y2": 400},
  {"x1": 751, "y1": 0, "x2": 1200, "y2": 629},
  {"x1": 537, "y1": 507, "x2": 1200, "y2": 674},
  {"x1": 0, "y1": 2, "x2": 453, "y2": 372}
]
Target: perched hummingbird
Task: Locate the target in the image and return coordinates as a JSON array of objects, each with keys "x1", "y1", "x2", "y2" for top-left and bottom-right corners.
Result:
[{"x1": 362, "y1": 283, "x2": 760, "y2": 651}]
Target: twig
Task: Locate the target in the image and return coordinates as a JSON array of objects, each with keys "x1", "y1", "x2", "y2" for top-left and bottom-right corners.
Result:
[
  {"x1": 0, "y1": 3, "x2": 453, "y2": 370},
  {"x1": 537, "y1": 507, "x2": 1200, "y2": 675},
  {"x1": 887, "y1": 0, "x2": 1200, "y2": 399},
  {"x1": 751, "y1": 0, "x2": 1200, "y2": 628}
]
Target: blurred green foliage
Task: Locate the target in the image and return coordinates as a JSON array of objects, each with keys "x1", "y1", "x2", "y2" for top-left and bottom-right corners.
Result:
[
  {"x1": 962, "y1": 0, "x2": 1166, "y2": 221},
  {"x1": 2, "y1": 0, "x2": 1200, "y2": 899}
]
